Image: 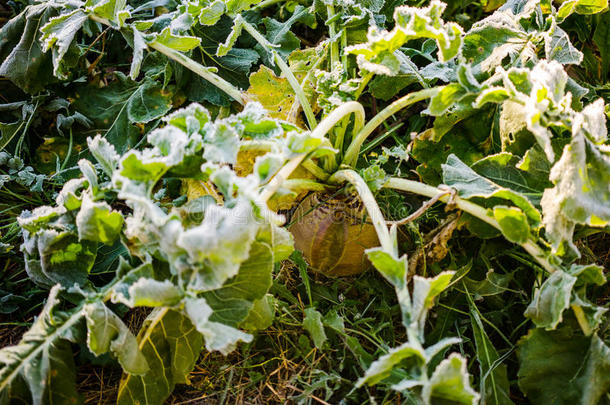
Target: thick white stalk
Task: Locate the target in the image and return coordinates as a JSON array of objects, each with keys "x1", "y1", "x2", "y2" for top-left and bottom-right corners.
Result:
[{"x1": 329, "y1": 169, "x2": 394, "y2": 253}]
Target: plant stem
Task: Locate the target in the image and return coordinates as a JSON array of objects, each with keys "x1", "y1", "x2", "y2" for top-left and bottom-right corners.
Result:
[
  {"x1": 342, "y1": 87, "x2": 439, "y2": 166},
  {"x1": 384, "y1": 177, "x2": 557, "y2": 274},
  {"x1": 149, "y1": 42, "x2": 245, "y2": 105},
  {"x1": 329, "y1": 169, "x2": 394, "y2": 253},
  {"x1": 88, "y1": 14, "x2": 246, "y2": 105},
  {"x1": 302, "y1": 159, "x2": 330, "y2": 181},
  {"x1": 240, "y1": 20, "x2": 318, "y2": 129},
  {"x1": 283, "y1": 178, "x2": 330, "y2": 192},
  {"x1": 260, "y1": 101, "x2": 365, "y2": 202},
  {"x1": 326, "y1": 3, "x2": 339, "y2": 67}
]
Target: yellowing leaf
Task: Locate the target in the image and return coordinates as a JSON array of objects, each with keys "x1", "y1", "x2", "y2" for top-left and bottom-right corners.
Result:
[{"x1": 246, "y1": 66, "x2": 297, "y2": 122}]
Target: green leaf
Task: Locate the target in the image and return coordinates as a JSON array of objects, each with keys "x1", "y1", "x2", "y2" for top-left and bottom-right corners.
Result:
[
  {"x1": 518, "y1": 326, "x2": 610, "y2": 405},
  {"x1": 117, "y1": 309, "x2": 204, "y2": 405},
  {"x1": 428, "y1": 84, "x2": 469, "y2": 116},
  {"x1": 149, "y1": 27, "x2": 201, "y2": 52},
  {"x1": 73, "y1": 75, "x2": 173, "y2": 153},
  {"x1": 422, "y1": 353, "x2": 480, "y2": 405},
  {"x1": 492, "y1": 206, "x2": 530, "y2": 244},
  {"x1": 557, "y1": 0, "x2": 608, "y2": 18},
  {"x1": 442, "y1": 154, "x2": 542, "y2": 226},
  {"x1": 469, "y1": 309, "x2": 513, "y2": 405},
  {"x1": 524, "y1": 270, "x2": 576, "y2": 330},
  {"x1": 87, "y1": 135, "x2": 120, "y2": 177},
  {"x1": 365, "y1": 248, "x2": 408, "y2": 289},
  {"x1": 0, "y1": 2, "x2": 63, "y2": 93},
  {"x1": 204, "y1": 242, "x2": 274, "y2": 326},
  {"x1": 240, "y1": 295, "x2": 275, "y2": 331},
  {"x1": 76, "y1": 195, "x2": 124, "y2": 244},
  {"x1": 411, "y1": 272, "x2": 454, "y2": 334},
  {"x1": 593, "y1": 12, "x2": 610, "y2": 78},
  {"x1": 303, "y1": 307, "x2": 327, "y2": 349},
  {"x1": 40, "y1": 9, "x2": 88, "y2": 79},
  {"x1": 84, "y1": 301, "x2": 148, "y2": 375},
  {"x1": 356, "y1": 341, "x2": 426, "y2": 387},
  {"x1": 0, "y1": 286, "x2": 81, "y2": 405}
]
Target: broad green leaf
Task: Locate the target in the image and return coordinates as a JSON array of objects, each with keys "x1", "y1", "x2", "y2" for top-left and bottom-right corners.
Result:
[
  {"x1": 471, "y1": 152, "x2": 551, "y2": 206},
  {"x1": 356, "y1": 341, "x2": 426, "y2": 387},
  {"x1": 442, "y1": 154, "x2": 541, "y2": 225},
  {"x1": 73, "y1": 75, "x2": 173, "y2": 153},
  {"x1": 303, "y1": 307, "x2": 327, "y2": 349},
  {"x1": 204, "y1": 242, "x2": 274, "y2": 326},
  {"x1": 84, "y1": 302, "x2": 148, "y2": 375},
  {"x1": 261, "y1": 5, "x2": 316, "y2": 61},
  {"x1": 76, "y1": 195, "x2": 124, "y2": 244},
  {"x1": 0, "y1": 286, "x2": 81, "y2": 405},
  {"x1": 0, "y1": 2, "x2": 63, "y2": 93},
  {"x1": 493, "y1": 206, "x2": 530, "y2": 244},
  {"x1": 117, "y1": 309, "x2": 204, "y2": 405},
  {"x1": 422, "y1": 353, "x2": 480, "y2": 405},
  {"x1": 518, "y1": 326, "x2": 610, "y2": 405},
  {"x1": 40, "y1": 9, "x2": 88, "y2": 79},
  {"x1": 469, "y1": 309, "x2": 513, "y2": 405}
]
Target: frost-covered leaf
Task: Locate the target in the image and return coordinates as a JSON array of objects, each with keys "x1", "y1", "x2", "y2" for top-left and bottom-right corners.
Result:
[
  {"x1": 422, "y1": 354, "x2": 479, "y2": 405},
  {"x1": 40, "y1": 9, "x2": 88, "y2": 79},
  {"x1": 357, "y1": 341, "x2": 426, "y2": 386},
  {"x1": 540, "y1": 115, "x2": 610, "y2": 257},
  {"x1": 84, "y1": 301, "x2": 148, "y2": 375},
  {"x1": 87, "y1": 135, "x2": 120, "y2": 177},
  {"x1": 0, "y1": 2, "x2": 64, "y2": 93},
  {"x1": 117, "y1": 309, "x2": 204, "y2": 405},
  {"x1": 346, "y1": 0, "x2": 463, "y2": 75},
  {"x1": 76, "y1": 195, "x2": 124, "y2": 244},
  {"x1": 544, "y1": 22, "x2": 583, "y2": 65},
  {"x1": 303, "y1": 308, "x2": 327, "y2": 349},
  {"x1": 0, "y1": 286, "x2": 80, "y2": 404},
  {"x1": 518, "y1": 326, "x2": 610, "y2": 405},
  {"x1": 183, "y1": 297, "x2": 252, "y2": 354},
  {"x1": 461, "y1": 13, "x2": 528, "y2": 73}
]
